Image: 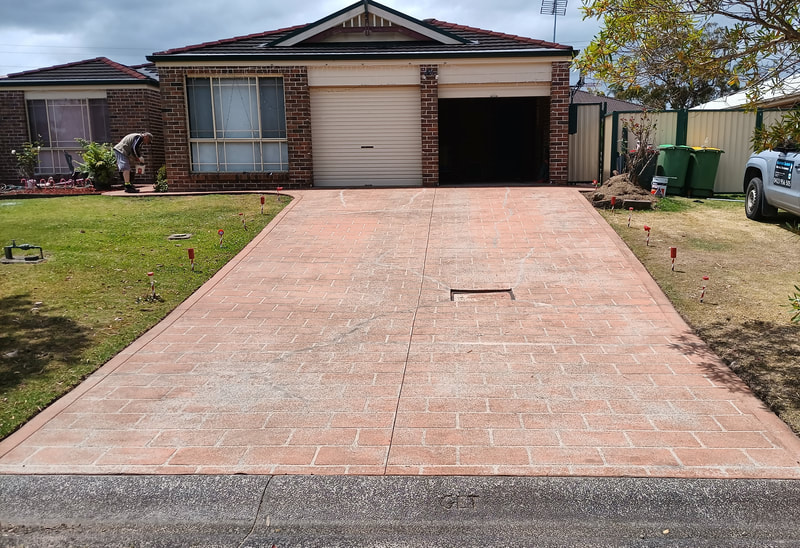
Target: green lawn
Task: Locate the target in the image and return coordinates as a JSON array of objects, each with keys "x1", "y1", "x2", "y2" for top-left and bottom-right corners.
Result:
[{"x1": 0, "y1": 193, "x2": 288, "y2": 438}]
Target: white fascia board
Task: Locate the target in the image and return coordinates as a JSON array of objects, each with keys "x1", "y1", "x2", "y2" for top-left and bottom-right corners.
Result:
[{"x1": 276, "y1": 5, "x2": 366, "y2": 46}]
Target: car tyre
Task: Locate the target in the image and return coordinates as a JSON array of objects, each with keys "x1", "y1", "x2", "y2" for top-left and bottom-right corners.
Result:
[{"x1": 745, "y1": 176, "x2": 776, "y2": 221}]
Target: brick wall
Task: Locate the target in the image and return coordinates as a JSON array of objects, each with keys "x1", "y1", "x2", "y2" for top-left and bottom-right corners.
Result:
[
  {"x1": 0, "y1": 88, "x2": 163, "y2": 187},
  {"x1": 0, "y1": 91, "x2": 30, "y2": 185},
  {"x1": 548, "y1": 61, "x2": 571, "y2": 185},
  {"x1": 420, "y1": 64, "x2": 439, "y2": 187},
  {"x1": 108, "y1": 87, "x2": 164, "y2": 186},
  {"x1": 158, "y1": 65, "x2": 313, "y2": 192}
]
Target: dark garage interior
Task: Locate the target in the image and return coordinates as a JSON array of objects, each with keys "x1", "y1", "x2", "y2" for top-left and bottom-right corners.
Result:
[{"x1": 438, "y1": 96, "x2": 550, "y2": 184}]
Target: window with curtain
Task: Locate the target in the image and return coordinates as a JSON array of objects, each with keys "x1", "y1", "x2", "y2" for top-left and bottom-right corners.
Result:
[
  {"x1": 186, "y1": 76, "x2": 288, "y2": 173},
  {"x1": 26, "y1": 98, "x2": 110, "y2": 175}
]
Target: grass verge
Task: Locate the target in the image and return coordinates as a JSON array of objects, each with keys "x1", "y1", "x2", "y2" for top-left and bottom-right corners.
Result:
[
  {"x1": 598, "y1": 196, "x2": 800, "y2": 433},
  {"x1": 0, "y1": 193, "x2": 288, "y2": 438}
]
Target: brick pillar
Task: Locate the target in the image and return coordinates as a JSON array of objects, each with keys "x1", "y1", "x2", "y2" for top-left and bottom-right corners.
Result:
[
  {"x1": 157, "y1": 66, "x2": 192, "y2": 191},
  {"x1": 108, "y1": 87, "x2": 164, "y2": 186},
  {"x1": 285, "y1": 67, "x2": 313, "y2": 187},
  {"x1": 0, "y1": 91, "x2": 29, "y2": 185},
  {"x1": 549, "y1": 61, "x2": 570, "y2": 185},
  {"x1": 420, "y1": 64, "x2": 439, "y2": 187}
]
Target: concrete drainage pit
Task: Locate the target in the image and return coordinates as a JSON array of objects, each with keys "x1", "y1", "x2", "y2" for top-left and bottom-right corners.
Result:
[{"x1": 450, "y1": 289, "x2": 515, "y2": 302}]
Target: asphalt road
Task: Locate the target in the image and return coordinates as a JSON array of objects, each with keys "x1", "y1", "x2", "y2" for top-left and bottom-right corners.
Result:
[{"x1": 2, "y1": 475, "x2": 800, "y2": 546}]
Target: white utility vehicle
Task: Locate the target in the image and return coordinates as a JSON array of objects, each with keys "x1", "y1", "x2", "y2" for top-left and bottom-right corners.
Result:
[{"x1": 744, "y1": 146, "x2": 800, "y2": 220}]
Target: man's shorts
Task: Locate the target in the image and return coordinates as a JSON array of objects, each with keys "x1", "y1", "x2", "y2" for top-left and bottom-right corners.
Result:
[{"x1": 114, "y1": 149, "x2": 131, "y2": 171}]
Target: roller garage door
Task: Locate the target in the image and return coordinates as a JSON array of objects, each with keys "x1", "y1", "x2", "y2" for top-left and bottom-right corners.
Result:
[{"x1": 310, "y1": 86, "x2": 421, "y2": 187}]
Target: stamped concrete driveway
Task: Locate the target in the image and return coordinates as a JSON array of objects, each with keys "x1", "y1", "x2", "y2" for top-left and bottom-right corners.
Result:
[{"x1": 1, "y1": 187, "x2": 799, "y2": 477}]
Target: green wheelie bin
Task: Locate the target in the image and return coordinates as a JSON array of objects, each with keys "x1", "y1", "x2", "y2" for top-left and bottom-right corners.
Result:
[
  {"x1": 686, "y1": 147, "x2": 724, "y2": 198},
  {"x1": 655, "y1": 145, "x2": 692, "y2": 195}
]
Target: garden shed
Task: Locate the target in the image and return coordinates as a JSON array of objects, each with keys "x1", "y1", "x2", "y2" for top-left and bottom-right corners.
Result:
[
  {"x1": 0, "y1": 57, "x2": 163, "y2": 187},
  {"x1": 149, "y1": 0, "x2": 575, "y2": 191}
]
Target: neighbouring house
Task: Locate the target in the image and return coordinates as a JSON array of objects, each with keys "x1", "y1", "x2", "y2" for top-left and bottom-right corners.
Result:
[
  {"x1": 0, "y1": 57, "x2": 163, "y2": 186},
  {"x1": 691, "y1": 74, "x2": 800, "y2": 110},
  {"x1": 571, "y1": 90, "x2": 641, "y2": 114},
  {"x1": 148, "y1": 0, "x2": 575, "y2": 190}
]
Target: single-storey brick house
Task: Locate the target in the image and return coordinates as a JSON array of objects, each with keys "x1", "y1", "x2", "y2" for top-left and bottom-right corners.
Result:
[
  {"x1": 0, "y1": 57, "x2": 163, "y2": 186},
  {"x1": 149, "y1": 0, "x2": 575, "y2": 190}
]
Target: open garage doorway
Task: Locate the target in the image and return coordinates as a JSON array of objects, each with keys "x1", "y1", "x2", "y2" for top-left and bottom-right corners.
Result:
[{"x1": 439, "y1": 97, "x2": 550, "y2": 184}]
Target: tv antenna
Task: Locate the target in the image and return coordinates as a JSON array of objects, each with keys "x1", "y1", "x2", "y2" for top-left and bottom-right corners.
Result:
[{"x1": 540, "y1": 0, "x2": 568, "y2": 42}]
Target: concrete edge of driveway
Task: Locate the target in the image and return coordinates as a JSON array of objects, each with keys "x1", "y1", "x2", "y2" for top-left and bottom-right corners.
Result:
[
  {"x1": 2, "y1": 474, "x2": 800, "y2": 546},
  {"x1": 0, "y1": 192, "x2": 304, "y2": 460}
]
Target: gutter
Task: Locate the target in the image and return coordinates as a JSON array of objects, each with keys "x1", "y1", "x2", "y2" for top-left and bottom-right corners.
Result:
[{"x1": 147, "y1": 49, "x2": 574, "y2": 63}]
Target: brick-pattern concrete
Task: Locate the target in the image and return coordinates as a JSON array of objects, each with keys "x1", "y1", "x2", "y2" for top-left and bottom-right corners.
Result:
[{"x1": 1, "y1": 188, "x2": 799, "y2": 477}]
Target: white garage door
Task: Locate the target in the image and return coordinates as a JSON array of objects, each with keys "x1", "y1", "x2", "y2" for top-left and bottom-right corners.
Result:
[{"x1": 311, "y1": 86, "x2": 422, "y2": 187}]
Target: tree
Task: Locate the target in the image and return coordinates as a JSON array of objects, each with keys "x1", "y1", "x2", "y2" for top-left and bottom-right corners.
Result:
[
  {"x1": 698, "y1": 0, "x2": 800, "y2": 90},
  {"x1": 607, "y1": 24, "x2": 737, "y2": 109},
  {"x1": 576, "y1": 0, "x2": 800, "y2": 106}
]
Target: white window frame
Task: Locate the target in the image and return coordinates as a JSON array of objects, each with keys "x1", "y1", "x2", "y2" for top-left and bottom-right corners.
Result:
[
  {"x1": 186, "y1": 76, "x2": 289, "y2": 173},
  {"x1": 25, "y1": 96, "x2": 110, "y2": 176}
]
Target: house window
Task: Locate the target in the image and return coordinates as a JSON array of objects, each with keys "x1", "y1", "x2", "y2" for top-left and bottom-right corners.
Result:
[
  {"x1": 26, "y1": 98, "x2": 110, "y2": 175},
  {"x1": 186, "y1": 77, "x2": 288, "y2": 173}
]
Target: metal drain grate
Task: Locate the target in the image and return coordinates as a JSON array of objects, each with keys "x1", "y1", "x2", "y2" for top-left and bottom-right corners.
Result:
[{"x1": 450, "y1": 289, "x2": 515, "y2": 302}]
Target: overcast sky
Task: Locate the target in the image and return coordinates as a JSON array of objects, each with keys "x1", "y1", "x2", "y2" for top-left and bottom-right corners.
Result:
[{"x1": 0, "y1": 0, "x2": 600, "y2": 77}]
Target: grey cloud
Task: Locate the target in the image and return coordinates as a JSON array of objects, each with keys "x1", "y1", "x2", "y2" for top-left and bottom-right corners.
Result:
[{"x1": 1, "y1": 0, "x2": 597, "y2": 75}]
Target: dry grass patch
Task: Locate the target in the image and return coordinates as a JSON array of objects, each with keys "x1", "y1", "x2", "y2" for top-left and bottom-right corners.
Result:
[{"x1": 594, "y1": 188, "x2": 800, "y2": 432}]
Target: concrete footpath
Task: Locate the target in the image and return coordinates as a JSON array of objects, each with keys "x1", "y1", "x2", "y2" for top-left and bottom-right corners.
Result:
[{"x1": 1, "y1": 187, "x2": 799, "y2": 545}]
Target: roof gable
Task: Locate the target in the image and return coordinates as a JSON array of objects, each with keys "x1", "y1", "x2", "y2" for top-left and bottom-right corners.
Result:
[{"x1": 272, "y1": 0, "x2": 466, "y2": 46}]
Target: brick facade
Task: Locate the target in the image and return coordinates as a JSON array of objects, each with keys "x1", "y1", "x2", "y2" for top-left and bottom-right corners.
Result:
[
  {"x1": 548, "y1": 61, "x2": 571, "y2": 185},
  {"x1": 2, "y1": 60, "x2": 572, "y2": 190},
  {"x1": 0, "y1": 91, "x2": 28, "y2": 185},
  {"x1": 108, "y1": 88, "x2": 164, "y2": 187},
  {"x1": 0, "y1": 87, "x2": 162, "y2": 187},
  {"x1": 420, "y1": 64, "x2": 439, "y2": 187},
  {"x1": 158, "y1": 65, "x2": 313, "y2": 192}
]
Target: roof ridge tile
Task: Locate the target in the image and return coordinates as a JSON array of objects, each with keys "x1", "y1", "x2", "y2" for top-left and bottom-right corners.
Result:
[{"x1": 99, "y1": 57, "x2": 148, "y2": 79}]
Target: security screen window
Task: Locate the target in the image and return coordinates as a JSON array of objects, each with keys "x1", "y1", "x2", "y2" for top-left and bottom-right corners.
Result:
[
  {"x1": 186, "y1": 76, "x2": 288, "y2": 173},
  {"x1": 26, "y1": 98, "x2": 110, "y2": 175}
]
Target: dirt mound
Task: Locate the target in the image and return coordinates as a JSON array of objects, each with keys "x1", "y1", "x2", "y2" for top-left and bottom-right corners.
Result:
[{"x1": 585, "y1": 174, "x2": 659, "y2": 208}]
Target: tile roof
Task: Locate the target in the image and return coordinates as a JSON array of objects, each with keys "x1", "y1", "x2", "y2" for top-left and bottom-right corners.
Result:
[
  {"x1": 0, "y1": 57, "x2": 158, "y2": 86},
  {"x1": 149, "y1": 20, "x2": 573, "y2": 61}
]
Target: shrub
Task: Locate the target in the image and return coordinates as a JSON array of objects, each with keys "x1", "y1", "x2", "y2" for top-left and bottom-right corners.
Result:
[
  {"x1": 791, "y1": 284, "x2": 800, "y2": 323},
  {"x1": 619, "y1": 110, "x2": 658, "y2": 188},
  {"x1": 11, "y1": 138, "x2": 44, "y2": 179},
  {"x1": 75, "y1": 139, "x2": 117, "y2": 190},
  {"x1": 154, "y1": 165, "x2": 169, "y2": 192},
  {"x1": 752, "y1": 108, "x2": 800, "y2": 152}
]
